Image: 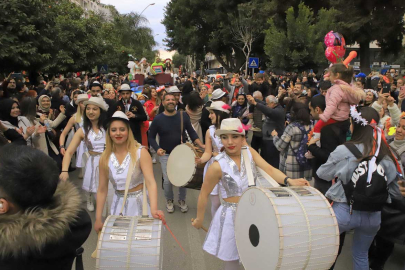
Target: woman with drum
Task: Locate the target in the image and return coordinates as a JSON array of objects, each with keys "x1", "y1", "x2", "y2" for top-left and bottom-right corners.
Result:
[
  {"x1": 192, "y1": 118, "x2": 309, "y2": 270},
  {"x1": 195, "y1": 101, "x2": 230, "y2": 217},
  {"x1": 94, "y1": 111, "x2": 164, "y2": 232},
  {"x1": 59, "y1": 94, "x2": 89, "y2": 178},
  {"x1": 59, "y1": 96, "x2": 108, "y2": 212},
  {"x1": 317, "y1": 106, "x2": 401, "y2": 270}
]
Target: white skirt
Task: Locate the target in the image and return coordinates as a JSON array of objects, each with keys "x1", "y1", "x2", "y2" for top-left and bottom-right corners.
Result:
[
  {"x1": 203, "y1": 157, "x2": 219, "y2": 196},
  {"x1": 82, "y1": 153, "x2": 100, "y2": 193},
  {"x1": 203, "y1": 201, "x2": 239, "y2": 261},
  {"x1": 110, "y1": 189, "x2": 151, "y2": 216},
  {"x1": 76, "y1": 141, "x2": 87, "y2": 168}
]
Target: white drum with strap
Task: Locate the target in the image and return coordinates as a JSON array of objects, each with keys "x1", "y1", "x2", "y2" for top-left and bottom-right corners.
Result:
[
  {"x1": 96, "y1": 158, "x2": 163, "y2": 269},
  {"x1": 235, "y1": 148, "x2": 339, "y2": 270}
]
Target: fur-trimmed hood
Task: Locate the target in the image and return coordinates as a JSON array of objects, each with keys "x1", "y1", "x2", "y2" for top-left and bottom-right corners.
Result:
[
  {"x1": 0, "y1": 181, "x2": 82, "y2": 258},
  {"x1": 335, "y1": 79, "x2": 366, "y2": 104}
]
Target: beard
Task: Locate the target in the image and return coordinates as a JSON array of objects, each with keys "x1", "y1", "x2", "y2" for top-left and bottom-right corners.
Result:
[{"x1": 165, "y1": 103, "x2": 176, "y2": 113}]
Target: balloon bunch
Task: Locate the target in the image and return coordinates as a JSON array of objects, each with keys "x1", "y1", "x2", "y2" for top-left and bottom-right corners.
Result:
[{"x1": 324, "y1": 31, "x2": 346, "y2": 63}]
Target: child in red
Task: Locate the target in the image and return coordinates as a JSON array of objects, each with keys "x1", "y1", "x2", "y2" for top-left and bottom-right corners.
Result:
[{"x1": 309, "y1": 64, "x2": 365, "y2": 150}]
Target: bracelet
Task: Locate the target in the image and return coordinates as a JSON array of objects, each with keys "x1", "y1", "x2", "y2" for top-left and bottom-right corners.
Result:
[
  {"x1": 283, "y1": 176, "x2": 290, "y2": 186},
  {"x1": 59, "y1": 145, "x2": 65, "y2": 149}
]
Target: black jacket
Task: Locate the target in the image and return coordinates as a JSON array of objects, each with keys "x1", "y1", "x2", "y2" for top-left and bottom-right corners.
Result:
[
  {"x1": 200, "y1": 100, "x2": 212, "y2": 143},
  {"x1": 0, "y1": 181, "x2": 91, "y2": 270},
  {"x1": 256, "y1": 103, "x2": 285, "y2": 141},
  {"x1": 308, "y1": 120, "x2": 350, "y2": 194},
  {"x1": 113, "y1": 98, "x2": 147, "y2": 143}
]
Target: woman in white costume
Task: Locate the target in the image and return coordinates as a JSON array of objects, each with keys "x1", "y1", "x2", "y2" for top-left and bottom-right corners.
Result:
[
  {"x1": 94, "y1": 111, "x2": 164, "y2": 232},
  {"x1": 192, "y1": 118, "x2": 309, "y2": 270},
  {"x1": 59, "y1": 94, "x2": 89, "y2": 177},
  {"x1": 60, "y1": 96, "x2": 108, "y2": 212},
  {"x1": 195, "y1": 101, "x2": 230, "y2": 217}
]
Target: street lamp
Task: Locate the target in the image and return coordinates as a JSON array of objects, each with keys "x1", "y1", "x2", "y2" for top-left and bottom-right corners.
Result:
[{"x1": 139, "y1": 3, "x2": 155, "y2": 16}]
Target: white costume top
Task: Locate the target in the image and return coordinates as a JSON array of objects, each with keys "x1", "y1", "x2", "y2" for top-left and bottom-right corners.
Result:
[
  {"x1": 108, "y1": 147, "x2": 144, "y2": 191},
  {"x1": 82, "y1": 127, "x2": 105, "y2": 193},
  {"x1": 84, "y1": 128, "x2": 105, "y2": 153},
  {"x1": 108, "y1": 147, "x2": 151, "y2": 216},
  {"x1": 203, "y1": 125, "x2": 224, "y2": 196},
  {"x1": 203, "y1": 149, "x2": 257, "y2": 261},
  {"x1": 209, "y1": 125, "x2": 223, "y2": 153}
]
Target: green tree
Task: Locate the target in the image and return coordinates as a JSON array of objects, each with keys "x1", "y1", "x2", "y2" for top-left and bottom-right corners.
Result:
[
  {"x1": 264, "y1": 3, "x2": 338, "y2": 72},
  {"x1": 330, "y1": 0, "x2": 405, "y2": 73},
  {"x1": 172, "y1": 52, "x2": 186, "y2": 68}
]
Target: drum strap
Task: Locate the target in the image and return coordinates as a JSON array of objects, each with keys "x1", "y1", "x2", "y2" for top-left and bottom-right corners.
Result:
[
  {"x1": 118, "y1": 157, "x2": 137, "y2": 216},
  {"x1": 242, "y1": 147, "x2": 255, "y2": 187}
]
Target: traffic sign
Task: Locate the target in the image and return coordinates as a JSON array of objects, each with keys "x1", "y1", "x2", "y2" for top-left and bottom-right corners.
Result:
[
  {"x1": 97, "y1": 64, "x2": 108, "y2": 74},
  {"x1": 248, "y1": 57, "x2": 259, "y2": 68}
]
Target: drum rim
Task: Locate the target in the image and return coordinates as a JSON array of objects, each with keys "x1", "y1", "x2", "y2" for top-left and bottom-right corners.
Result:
[{"x1": 167, "y1": 143, "x2": 197, "y2": 187}]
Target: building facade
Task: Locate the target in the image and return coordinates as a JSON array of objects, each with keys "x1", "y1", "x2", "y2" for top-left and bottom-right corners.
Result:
[{"x1": 70, "y1": 0, "x2": 113, "y2": 21}]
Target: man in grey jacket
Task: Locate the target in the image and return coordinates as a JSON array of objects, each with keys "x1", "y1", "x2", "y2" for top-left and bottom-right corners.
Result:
[
  {"x1": 247, "y1": 94, "x2": 285, "y2": 168},
  {"x1": 224, "y1": 74, "x2": 249, "y2": 105}
]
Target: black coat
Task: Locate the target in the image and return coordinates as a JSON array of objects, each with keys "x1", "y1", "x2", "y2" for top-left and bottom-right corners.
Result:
[
  {"x1": 200, "y1": 101, "x2": 212, "y2": 143},
  {"x1": 308, "y1": 120, "x2": 350, "y2": 194},
  {"x1": 113, "y1": 98, "x2": 147, "y2": 143},
  {"x1": 0, "y1": 182, "x2": 91, "y2": 270}
]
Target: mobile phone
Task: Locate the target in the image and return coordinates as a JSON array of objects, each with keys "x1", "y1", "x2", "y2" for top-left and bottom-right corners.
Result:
[{"x1": 382, "y1": 82, "x2": 391, "y2": 94}]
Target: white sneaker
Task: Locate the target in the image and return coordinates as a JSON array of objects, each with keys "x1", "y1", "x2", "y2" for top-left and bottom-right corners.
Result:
[
  {"x1": 166, "y1": 200, "x2": 174, "y2": 213},
  {"x1": 178, "y1": 200, "x2": 188, "y2": 213},
  {"x1": 152, "y1": 157, "x2": 157, "y2": 164},
  {"x1": 87, "y1": 195, "x2": 94, "y2": 212}
]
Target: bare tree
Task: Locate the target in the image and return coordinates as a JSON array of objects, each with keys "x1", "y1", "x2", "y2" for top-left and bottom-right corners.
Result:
[{"x1": 230, "y1": 9, "x2": 260, "y2": 77}]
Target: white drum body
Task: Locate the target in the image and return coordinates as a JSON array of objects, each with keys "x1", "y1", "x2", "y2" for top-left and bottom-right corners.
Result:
[
  {"x1": 235, "y1": 185, "x2": 339, "y2": 270},
  {"x1": 167, "y1": 144, "x2": 204, "y2": 189},
  {"x1": 96, "y1": 216, "x2": 163, "y2": 270}
]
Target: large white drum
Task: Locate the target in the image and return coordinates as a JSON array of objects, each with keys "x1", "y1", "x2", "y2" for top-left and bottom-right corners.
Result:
[
  {"x1": 235, "y1": 184, "x2": 339, "y2": 270},
  {"x1": 96, "y1": 216, "x2": 163, "y2": 270},
  {"x1": 167, "y1": 143, "x2": 205, "y2": 189}
]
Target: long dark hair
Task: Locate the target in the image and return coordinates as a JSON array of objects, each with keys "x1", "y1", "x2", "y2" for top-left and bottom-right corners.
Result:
[
  {"x1": 212, "y1": 110, "x2": 230, "y2": 130},
  {"x1": 348, "y1": 106, "x2": 396, "y2": 163},
  {"x1": 290, "y1": 101, "x2": 311, "y2": 125},
  {"x1": 20, "y1": 97, "x2": 37, "y2": 123},
  {"x1": 187, "y1": 91, "x2": 203, "y2": 111},
  {"x1": 83, "y1": 104, "x2": 107, "y2": 139}
]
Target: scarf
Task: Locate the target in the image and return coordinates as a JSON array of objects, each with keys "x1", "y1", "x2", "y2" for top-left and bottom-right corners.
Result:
[
  {"x1": 0, "y1": 99, "x2": 19, "y2": 127},
  {"x1": 38, "y1": 95, "x2": 51, "y2": 113},
  {"x1": 390, "y1": 138, "x2": 405, "y2": 154}
]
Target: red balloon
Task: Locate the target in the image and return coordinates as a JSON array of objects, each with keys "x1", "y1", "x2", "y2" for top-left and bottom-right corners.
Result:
[
  {"x1": 334, "y1": 45, "x2": 346, "y2": 58},
  {"x1": 325, "y1": 47, "x2": 338, "y2": 63},
  {"x1": 324, "y1": 31, "x2": 346, "y2": 47}
]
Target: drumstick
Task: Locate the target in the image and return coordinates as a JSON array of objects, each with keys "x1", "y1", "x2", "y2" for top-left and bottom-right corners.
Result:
[
  {"x1": 91, "y1": 231, "x2": 101, "y2": 259},
  {"x1": 191, "y1": 218, "x2": 208, "y2": 232}
]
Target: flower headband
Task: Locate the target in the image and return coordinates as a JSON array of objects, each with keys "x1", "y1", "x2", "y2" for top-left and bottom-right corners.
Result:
[
  {"x1": 350, "y1": 105, "x2": 374, "y2": 127},
  {"x1": 364, "y1": 89, "x2": 378, "y2": 98},
  {"x1": 156, "y1": 86, "x2": 165, "y2": 93}
]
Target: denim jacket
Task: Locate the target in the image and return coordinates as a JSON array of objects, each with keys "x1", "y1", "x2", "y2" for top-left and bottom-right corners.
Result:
[{"x1": 317, "y1": 143, "x2": 402, "y2": 203}]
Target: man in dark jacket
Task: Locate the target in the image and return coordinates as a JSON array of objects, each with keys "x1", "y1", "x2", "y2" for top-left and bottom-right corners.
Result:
[
  {"x1": 248, "y1": 91, "x2": 265, "y2": 153},
  {"x1": 247, "y1": 94, "x2": 285, "y2": 168},
  {"x1": 113, "y1": 84, "x2": 147, "y2": 143},
  {"x1": 307, "y1": 95, "x2": 350, "y2": 194},
  {"x1": 0, "y1": 145, "x2": 91, "y2": 270}
]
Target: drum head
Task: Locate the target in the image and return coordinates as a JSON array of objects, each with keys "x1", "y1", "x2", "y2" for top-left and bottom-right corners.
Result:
[
  {"x1": 235, "y1": 187, "x2": 280, "y2": 270},
  {"x1": 167, "y1": 144, "x2": 196, "y2": 187}
]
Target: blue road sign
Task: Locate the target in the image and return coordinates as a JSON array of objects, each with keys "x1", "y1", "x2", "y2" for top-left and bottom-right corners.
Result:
[
  {"x1": 97, "y1": 64, "x2": 108, "y2": 74},
  {"x1": 248, "y1": 57, "x2": 259, "y2": 68}
]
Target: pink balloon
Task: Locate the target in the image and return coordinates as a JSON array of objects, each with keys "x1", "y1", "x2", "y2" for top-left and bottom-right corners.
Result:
[{"x1": 324, "y1": 31, "x2": 336, "y2": 47}]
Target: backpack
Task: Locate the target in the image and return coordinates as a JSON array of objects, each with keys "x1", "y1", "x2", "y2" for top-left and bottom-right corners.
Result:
[
  {"x1": 343, "y1": 143, "x2": 388, "y2": 212},
  {"x1": 290, "y1": 122, "x2": 311, "y2": 169}
]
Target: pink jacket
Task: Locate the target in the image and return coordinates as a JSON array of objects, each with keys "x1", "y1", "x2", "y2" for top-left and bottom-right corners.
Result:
[{"x1": 320, "y1": 79, "x2": 366, "y2": 122}]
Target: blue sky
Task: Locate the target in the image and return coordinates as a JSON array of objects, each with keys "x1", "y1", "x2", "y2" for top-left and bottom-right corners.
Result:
[{"x1": 100, "y1": 0, "x2": 169, "y2": 50}]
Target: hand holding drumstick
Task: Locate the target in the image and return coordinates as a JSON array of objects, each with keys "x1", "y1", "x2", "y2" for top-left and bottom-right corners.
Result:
[{"x1": 191, "y1": 218, "x2": 208, "y2": 232}]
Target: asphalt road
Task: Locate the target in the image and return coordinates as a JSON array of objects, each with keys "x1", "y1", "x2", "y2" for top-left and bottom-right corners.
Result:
[{"x1": 70, "y1": 161, "x2": 405, "y2": 270}]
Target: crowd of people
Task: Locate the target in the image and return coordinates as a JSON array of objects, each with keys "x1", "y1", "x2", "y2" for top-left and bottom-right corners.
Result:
[{"x1": 1, "y1": 63, "x2": 405, "y2": 270}]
